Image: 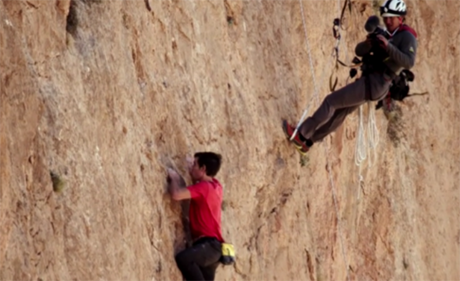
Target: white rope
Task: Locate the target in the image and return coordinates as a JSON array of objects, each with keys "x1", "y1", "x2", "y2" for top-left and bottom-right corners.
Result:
[
  {"x1": 354, "y1": 105, "x2": 366, "y2": 199},
  {"x1": 355, "y1": 106, "x2": 367, "y2": 167},
  {"x1": 292, "y1": 0, "x2": 347, "y2": 139},
  {"x1": 354, "y1": 0, "x2": 382, "y2": 188},
  {"x1": 296, "y1": 1, "x2": 351, "y2": 281},
  {"x1": 365, "y1": 0, "x2": 380, "y2": 166},
  {"x1": 290, "y1": 0, "x2": 321, "y2": 140},
  {"x1": 367, "y1": 102, "x2": 379, "y2": 165},
  {"x1": 354, "y1": 0, "x2": 382, "y2": 200},
  {"x1": 357, "y1": 160, "x2": 364, "y2": 200},
  {"x1": 354, "y1": 101, "x2": 380, "y2": 198}
]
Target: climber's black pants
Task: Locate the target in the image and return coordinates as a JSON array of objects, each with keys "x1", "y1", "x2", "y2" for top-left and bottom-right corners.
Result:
[{"x1": 175, "y1": 237, "x2": 222, "y2": 281}]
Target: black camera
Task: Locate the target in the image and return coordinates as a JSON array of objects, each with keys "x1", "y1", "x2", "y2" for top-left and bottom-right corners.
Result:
[
  {"x1": 368, "y1": 26, "x2": 389, "y2": 42},
  {"x1": 364, "y1": 15, "x2": 390, "y2": 44}
]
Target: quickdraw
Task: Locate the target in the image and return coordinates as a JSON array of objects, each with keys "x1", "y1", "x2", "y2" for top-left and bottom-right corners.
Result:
[{"x1": 329, "y1": 0, "x2": 361, "y2": 92}]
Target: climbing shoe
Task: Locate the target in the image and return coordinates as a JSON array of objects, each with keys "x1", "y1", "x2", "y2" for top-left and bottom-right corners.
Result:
[{"x1": 282, "y1": 120, "x2": 309, "y2": 155}]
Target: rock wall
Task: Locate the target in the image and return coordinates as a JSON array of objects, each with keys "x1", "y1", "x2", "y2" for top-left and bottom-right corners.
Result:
[{"x1": 1, "y1": 0, "x2": 459, "y2": 280}]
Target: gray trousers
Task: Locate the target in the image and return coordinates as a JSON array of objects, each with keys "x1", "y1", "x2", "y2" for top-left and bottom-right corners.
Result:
[{"x1": 300, "y1": 72, "x2": 392, "y2": 143}]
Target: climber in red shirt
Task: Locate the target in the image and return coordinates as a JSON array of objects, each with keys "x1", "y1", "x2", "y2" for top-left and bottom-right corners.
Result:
[{"x1": 167, "y1": 152, "x2": 224, "y2": 281}]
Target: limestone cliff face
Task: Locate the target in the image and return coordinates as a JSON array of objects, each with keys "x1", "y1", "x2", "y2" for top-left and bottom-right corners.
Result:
[{"x1": 1, "y1": 0, "x2": 459, "y2": 280}]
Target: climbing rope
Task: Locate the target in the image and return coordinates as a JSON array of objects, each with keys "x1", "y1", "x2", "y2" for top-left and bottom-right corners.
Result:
[
  {"x1": 354, "y1": 0, "x2": 382, "y2": 195},
  {"x1": 290, "y1": 0, "x2": 322, "y2": 140},
  {"x1": 355, "y1": 102, "x2": 380, "y2": 198},
  {"x1": 367, "y1": 102, "x2": 379, "y2": 165},
  {"x1": 355, "y1": 106, "x2": 367, "y2": 167},
  {"x1": 291, "y1": 0, "x2": 351, "y2": 140},
  {"x1": 296, "y1": 1, "x2": 351, "y2": 281},
  {"x1": 355, "y1": 102, "x2": 379, "y2": 167}
]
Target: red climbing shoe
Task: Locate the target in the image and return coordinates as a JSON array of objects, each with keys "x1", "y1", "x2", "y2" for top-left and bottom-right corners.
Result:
[{"x1": 282, "y1": 120, "x2": 309, "y2": 155}]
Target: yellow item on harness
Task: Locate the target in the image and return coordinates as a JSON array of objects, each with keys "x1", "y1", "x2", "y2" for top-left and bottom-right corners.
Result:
[{"x1": 220, "y1": 243, "x2": 235, "y2": 265}]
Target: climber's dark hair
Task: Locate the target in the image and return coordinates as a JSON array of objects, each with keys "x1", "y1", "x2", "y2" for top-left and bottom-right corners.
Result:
[{"x1": 194, "y1": 152, "x2": 222, "y2": 177}]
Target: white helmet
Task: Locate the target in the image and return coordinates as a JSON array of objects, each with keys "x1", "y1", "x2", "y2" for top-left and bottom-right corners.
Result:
[{"x1": 380, "y1": 0, "x2": 407, "y2": 17}]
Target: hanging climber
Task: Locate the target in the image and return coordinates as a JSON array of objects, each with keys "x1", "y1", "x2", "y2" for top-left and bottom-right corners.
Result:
[
  {"x1": 167, "y1": 152, "x2": 225, "y2": 281},
  {"x1": 283, "y1": 0, "x2": 418, "y2": 155}
]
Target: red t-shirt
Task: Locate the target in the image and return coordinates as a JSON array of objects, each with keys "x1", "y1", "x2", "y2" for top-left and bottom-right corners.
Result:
[{"x1": 187, "y1": 178, "x2": 224, "y2": 242}]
